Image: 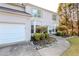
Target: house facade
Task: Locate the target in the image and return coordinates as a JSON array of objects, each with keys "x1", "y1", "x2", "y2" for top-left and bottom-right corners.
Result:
[
  {"x1": 0, "y1": 3, "x2": 32, "y2": 45},
  {"x1": 24, "y1": 3, "x2": 59, "y2": 34},
  {"x1": 0, "y1": 3, "x2": 59, "y2": 45}
]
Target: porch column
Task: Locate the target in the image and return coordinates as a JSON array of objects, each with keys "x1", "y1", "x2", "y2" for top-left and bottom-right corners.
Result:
[
  {"x1": 34, "y1": 21, "x2": 36, "y2": 33},
  {"x1": 48, "y1": 26, "x2": 49, "y2": 34}
]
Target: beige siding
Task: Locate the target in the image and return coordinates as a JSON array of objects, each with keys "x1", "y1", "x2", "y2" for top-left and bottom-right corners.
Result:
[{"x1": 0, "y1": 11, "x2": 31, "y2": 42}]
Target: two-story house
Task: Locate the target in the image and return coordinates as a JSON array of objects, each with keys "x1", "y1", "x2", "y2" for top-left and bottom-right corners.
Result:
[
  {"x1": 0, "y1": 3, "x2": 59, "y2": 46},
  {"x1": 24, "y1": 3, "x2": 59, "y2": 34}
]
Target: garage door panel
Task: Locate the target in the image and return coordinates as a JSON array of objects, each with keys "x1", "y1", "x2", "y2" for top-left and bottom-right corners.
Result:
[{"x1": 0, "y1": 23, "x2": 26, "y2": 44}]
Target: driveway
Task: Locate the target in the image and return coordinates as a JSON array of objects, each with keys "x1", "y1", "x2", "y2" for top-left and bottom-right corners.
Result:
[
  {"x1": 0, "y1": 35, "x2": 70, "y2": 56},
  {"x1": 0, "y1": 42, "x2": 40, "y2": 56}
]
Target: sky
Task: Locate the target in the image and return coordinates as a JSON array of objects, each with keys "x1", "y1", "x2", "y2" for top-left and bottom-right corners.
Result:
[
  {"x1": 25, "y1": 0, "x2": 59, "y2": 12},
  {"x1": 23, "y1": 0, "x2": 79, "y2": 12},
  {"x1": 1, "y1": 0, "x2": 79, "y2": 12}
]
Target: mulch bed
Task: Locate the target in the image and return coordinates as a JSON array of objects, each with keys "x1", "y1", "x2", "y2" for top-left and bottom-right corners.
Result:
[{"x1": 32, "y1": 37, "x2": 56, "y2": 46}]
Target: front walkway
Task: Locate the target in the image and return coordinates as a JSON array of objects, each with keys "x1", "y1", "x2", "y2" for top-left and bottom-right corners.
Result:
[{"x1": 37, "y1": 35, "x2": 70, "y2": 56}]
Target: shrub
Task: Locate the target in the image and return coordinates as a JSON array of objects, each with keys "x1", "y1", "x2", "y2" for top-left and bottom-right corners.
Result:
[
  {"x1": 56, "y1": 31, "x2": 67, "y2": 36},
  {"x1": 36, "y1": 26, "x2": 48, "y2": 33},
  {"x1": 36, "y1": 27, "x2": 41, "y2": 33},
  {"x1": 32, "y1": 32, "x2": 55, "y2": 45},
  {"x1": 56, "y1": 31, "x2": 62, "y2": 36},
  {"x1": 40, "y1": 33, "x2": 45, "y2": 40},
  {"x1": 33, "y1": 33, "x2": 42, "y2": 41},
  {"x1": 32, "y1": 32, "x2": 50, "y2": 41},
  {"x1": 45, "y1": 33, "x2": 49, "y2": 39},
  {"x1": 57, "y1": 25, "x2": 69, "y2": 36}
]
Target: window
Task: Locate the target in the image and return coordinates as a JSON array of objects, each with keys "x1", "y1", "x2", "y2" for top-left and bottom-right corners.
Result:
[
  {"x1": 31, "y1": 9, "x2": 38, "y2": 17},
  {"x1": 31, "y1": 8, "x2": 41, "y2": 17},
  {"x1": 52, "y1": 14, "x2": 56, "y2": 20},
  {"x1": 37, "y1": 10, "x2": 41, "y2": 17},
  {"x1": 52, "y1": 29, "x2": 54, "y2": 32},
  {"x1": 31, "y1": 25, "x2": 34, "y2": 33}
]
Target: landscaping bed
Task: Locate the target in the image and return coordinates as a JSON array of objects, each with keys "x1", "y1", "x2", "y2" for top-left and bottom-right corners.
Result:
[
  {"x1": 31, "y1": 33, "x2": 56, "y2": 50},
  {"x1": 63, "y1": 37, "x2": 79, "y2": 56},
  {"x1": 31, "y1": 26, "x2": 56, "y2": 50},
  {"x1": 32, "y1": 36, "x2": 56, "y2": 46}
]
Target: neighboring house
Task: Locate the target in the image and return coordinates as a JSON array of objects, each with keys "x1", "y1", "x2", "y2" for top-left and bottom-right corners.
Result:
[
  {"x1": 24, "y1": 3, "x2": 59, "y2": 34},
  {"x1": 0, "y1": 3, "x2": 32, "y2": 45}
]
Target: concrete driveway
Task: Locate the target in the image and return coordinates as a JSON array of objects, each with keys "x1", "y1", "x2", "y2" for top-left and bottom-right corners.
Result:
[
  {"x1": 0, "y1": 42, "x2": 40, "y2": 56},
  {"x1": 0, "y1": 35, "x2": 70, "y2": 56}
]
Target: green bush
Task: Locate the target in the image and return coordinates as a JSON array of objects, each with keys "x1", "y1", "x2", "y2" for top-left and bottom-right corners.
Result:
[
  {"x1": 36, "y1": 26, "x2": 48, "y2": 33},
  {"x1": 36, "y1": 27, "x2": 41, "y2": 33},
  {"x1": 40, "y1": 33, "x2": 45, "y2": 40},
  {"x1": 33, "y1": 33, "x2": 42, "y2": 41},
  {"x1": 45, "y1": 33, "x2": 49, "y2": 39},
  {"x1": 32, "y1": 32, "x2": 56, "y2": 45},
  {"x1": 57, "y1": 25, "x2": 68, "y2": 36},
  {"x1": 32, "y1": 32, "x2": 50, "y2": 41},
  {"x1": 57, "y1": 31, "x2": 66, "y2": 36},
  {"x1": 56, "y1": 31, "x2": 62, "y2": 36}
]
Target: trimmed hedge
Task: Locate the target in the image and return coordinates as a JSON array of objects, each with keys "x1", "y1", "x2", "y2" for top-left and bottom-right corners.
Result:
[
  {"x1": 32, "y1": 33, "x2": 49, "y2": 41},
  {"x1": 33, "y1": 33, "x2": 42, "y2": 41},
  {"x1": 45, "y1": 33, "x2": 49, "y2": 39}
]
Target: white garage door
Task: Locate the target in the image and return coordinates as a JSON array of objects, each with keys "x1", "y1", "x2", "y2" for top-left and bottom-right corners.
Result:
[{"x1": 0, "y1": 23, "x2": 26, "y2": 44}]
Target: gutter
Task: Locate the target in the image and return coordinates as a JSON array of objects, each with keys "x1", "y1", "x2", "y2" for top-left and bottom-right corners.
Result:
[{"x1": 0, "y1": 6, "x2": 31, "y2": 16}]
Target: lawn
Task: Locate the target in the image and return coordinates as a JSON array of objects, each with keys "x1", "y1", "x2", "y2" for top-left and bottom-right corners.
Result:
[{"x1": 63, "y1": 37, "x2": 79, "y2": 56}]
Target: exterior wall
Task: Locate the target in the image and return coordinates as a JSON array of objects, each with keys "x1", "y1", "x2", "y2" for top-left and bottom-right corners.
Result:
[
  {"x1": 25, "y1": 4, "x2": 59, "y2": 34},
  {"x1": 0, "y1": 9, "x2": 31, "y2": 42}
]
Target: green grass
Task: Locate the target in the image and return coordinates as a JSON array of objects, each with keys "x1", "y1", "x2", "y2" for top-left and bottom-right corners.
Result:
[{"x1": 63, "y1": 37, "x2": 79, "y2": 56}]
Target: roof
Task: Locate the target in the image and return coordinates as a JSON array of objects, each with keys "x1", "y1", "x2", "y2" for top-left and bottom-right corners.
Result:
[
  {"x1": 0, "y1": 3, "x2": 32, "y2": 17},
  {"x1": 7, "y1": 3, "x2": 24, "y2": 8},
  {"x1": 4, "y1": 3, "x2": 58, "y2": 15},
  {"x1": 23, "y1": 3, "x2": 58, "y2": 14}
]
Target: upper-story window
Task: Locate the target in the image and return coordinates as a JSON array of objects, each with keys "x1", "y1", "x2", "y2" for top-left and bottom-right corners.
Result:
[
  {"x1": 52, "y1": 14, "x2": 57, "y2": 20},
  {"x1": 31, "y1": 8, "x2": 41, "y2": 17}
]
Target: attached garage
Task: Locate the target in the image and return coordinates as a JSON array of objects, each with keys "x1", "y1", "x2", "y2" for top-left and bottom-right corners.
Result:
[
  {"x1": 0, "y1": 4, "x2": 32, "y2": 45},
  {"x1": 0, "y1": 23, "x2": 26, "y2": 44}
]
